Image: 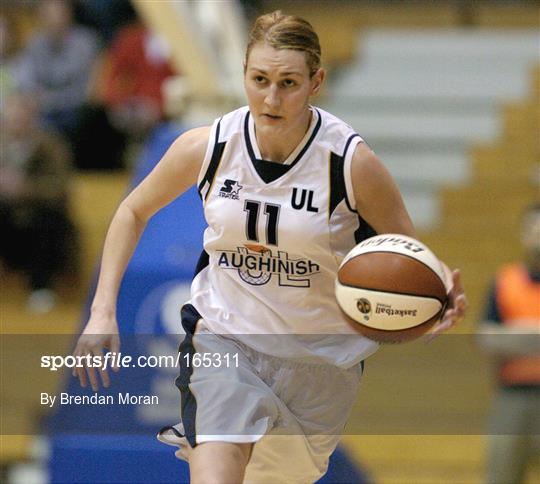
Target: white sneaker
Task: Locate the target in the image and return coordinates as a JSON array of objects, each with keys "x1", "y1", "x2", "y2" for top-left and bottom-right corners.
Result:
[
  {"x1": 27, "y1": 289, "x2": 57, "y2": 314},
  {"x1": 157, "y1": 424, "x2": 189, "y2": 461}
]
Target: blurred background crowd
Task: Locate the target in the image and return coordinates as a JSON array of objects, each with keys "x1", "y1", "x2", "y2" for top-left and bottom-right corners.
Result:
[
  {"x1": 1, "y1": 1, "x2": 538, "y2": 483},
  {"x1": 2, "y1": 0, "x2": 180, "y2": 311}
]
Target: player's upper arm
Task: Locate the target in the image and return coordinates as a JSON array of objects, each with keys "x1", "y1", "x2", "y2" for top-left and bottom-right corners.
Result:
[
  {"x1": 121, "y1": 126, "x2": 211, "y2": 223},
  {"x1": 350, "y1": 142, "x2": 416, "y2": 237}
]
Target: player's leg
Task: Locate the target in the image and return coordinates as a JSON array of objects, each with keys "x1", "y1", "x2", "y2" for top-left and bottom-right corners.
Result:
[
  {"x1": 161, "y1": 319, "x2": 275, "y2": 480},
  {"x1": 245, "y1": 433, "x2": 325, "y2": 484},
  {"x1": 189, "y1": 441, "x2": 253, "y2": 484},
  {"x1": 244, "y1": 358, "x2": 364, "y2": 483}
]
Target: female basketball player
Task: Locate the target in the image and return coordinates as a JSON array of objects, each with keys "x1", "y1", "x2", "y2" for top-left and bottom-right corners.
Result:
[{"x1": 74, "y1": 11, "x2": 467, "y2": 483}]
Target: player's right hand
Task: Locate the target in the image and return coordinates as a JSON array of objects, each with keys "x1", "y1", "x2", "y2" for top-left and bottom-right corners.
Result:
[{"x1": 72, "y1": 316, "x2": 120, "y2": 391}]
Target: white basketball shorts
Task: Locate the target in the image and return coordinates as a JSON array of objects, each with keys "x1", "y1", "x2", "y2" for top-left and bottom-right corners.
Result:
[{"x1": 158, "y1": 304, "x2": 364, "y2": 483}]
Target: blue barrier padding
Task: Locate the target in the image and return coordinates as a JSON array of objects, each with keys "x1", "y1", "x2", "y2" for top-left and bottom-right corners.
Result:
[
  {"x1": 317, "y1": 448, "x2": 371, "y2": 483},
  {"x1": 49, "y1": 435, "x2": 190, "y2": 483},
  {"x1": 47, "y1": 122, "x2": 369, "y2": 483},
  {"x1": 49, "y1": 435, "x2": 368, "y2": 483},
  {"x1": 48, "y1": 430, "x2": 370, "y2": 482}
]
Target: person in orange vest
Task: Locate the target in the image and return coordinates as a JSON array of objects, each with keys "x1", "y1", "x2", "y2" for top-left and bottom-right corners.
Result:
[{"x1": 478, "y1": 203, "x2": 540, "y2": 484}]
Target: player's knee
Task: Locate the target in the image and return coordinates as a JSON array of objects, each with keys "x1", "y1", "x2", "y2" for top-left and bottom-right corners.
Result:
[{"x1": 189, "y1": 442, "x2": 252, "y2": 484}]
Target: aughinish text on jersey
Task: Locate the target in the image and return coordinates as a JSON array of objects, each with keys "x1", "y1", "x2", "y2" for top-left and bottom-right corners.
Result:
[{"x1": 218, "y1": 246, "x2": 319, "y2": 276}]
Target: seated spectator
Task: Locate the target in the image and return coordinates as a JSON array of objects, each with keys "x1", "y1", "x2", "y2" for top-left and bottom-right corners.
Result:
[
  {"x1": 17, "y1": 0, "x2": 125, "y2": 170},
  {"x1": 0, "y1": 92, "x2": 78, "y2": 313},
  {"x1": 76, "y1": 0, "x2": 136, "y2": 43},
  {"x1": 0, "y1": 13, "x2": 26, "y2": 112},
  {"x1": 98, "y1": 19, "x2": 176, "y2": 142},
  {"x1": 17, "y1": 0, "x2": 100, "y2": 144}
]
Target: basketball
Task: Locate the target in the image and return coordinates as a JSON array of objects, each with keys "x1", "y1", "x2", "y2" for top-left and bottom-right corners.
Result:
[{"x1": 335, "y1": 234, "x2": 450, "y2": 343}]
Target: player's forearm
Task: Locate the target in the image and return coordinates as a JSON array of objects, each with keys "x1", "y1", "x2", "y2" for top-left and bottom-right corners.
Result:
[
  {"x1": 90, "y1": 202, "x2": 147, "y2": 319},
  {"x1": 477, "y1": 321, "x2": 540, "y2": 356}
]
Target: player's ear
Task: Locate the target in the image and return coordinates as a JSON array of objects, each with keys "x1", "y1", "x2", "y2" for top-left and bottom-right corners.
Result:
[{"x1": 310, "y1": 68, "x2": 325, "y2": 96}]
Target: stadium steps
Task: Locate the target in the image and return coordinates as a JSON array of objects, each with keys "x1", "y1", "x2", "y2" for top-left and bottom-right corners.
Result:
[
  {"x1": 471, "y1": 143, "x2": 536, "y2": 183},
  {"x1": 420, "y1": 63, "x2": 539, "y2": 319},
  {"x1": 264, "y1": 0, "x2": 540, "y2": 66},
  {"x1": 441, "y1": 182, "x2": 537, "y2": 223},
  {"x1": 260, "y1": 1, "x2": 460, "y2": 65},
  {"x1": 422, "y1": 62, "x2": 540, "y2": 329},
  {"x1": 320, "y1": 29, "x2": 539, "y2": 229}
]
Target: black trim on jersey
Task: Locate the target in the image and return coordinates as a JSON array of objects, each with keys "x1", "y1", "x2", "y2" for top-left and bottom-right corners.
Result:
[
  {"x1": 197, "y1": 118, "x2": 226, "y2": 200},
  {"x1": 244, "y1": 112, "x2": 257, "y2": 162},
  {"x1": 292, "y1": 108, "x2": 322, "y2": 166},
  {"x1": 175, "y1": 303, "x2": 202, "y2": 448},
  {"x1": 193, "y1": 250, "x2": 210, "y2": 278},
  {"x1": 329, "y1": 133, "x2": 362, "y2": 216},
  {"x1": 343, "y1": 133, "x2": 361, "y2": 158},
  {"x1": 329, "y1": 152, "x2": 346, "y2": 217},
  {"x1": 327, "y1": 132, "x2": 376, "y2": 240},
  {"x1": 354, "y1": 214, "x2": 377, "y2": 243},
  {"x1": 243, "y1": 109, "x2": 322, "y2": 184},
  {"x1": 343, "y1": 133, "x2": 361, "y2": 213},
  {"x1": 251, "y1": 156, "x2": 291, "y2": 183}
]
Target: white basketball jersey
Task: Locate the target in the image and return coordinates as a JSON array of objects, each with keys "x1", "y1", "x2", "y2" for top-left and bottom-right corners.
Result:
[{"x1": 190, "y1": 106, "x2": 379, "y2": 367}]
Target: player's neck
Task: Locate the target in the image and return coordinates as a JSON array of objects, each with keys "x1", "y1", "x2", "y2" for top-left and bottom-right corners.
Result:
[{"x1": 256, "y1": 109, "x2": 312, "y2": 164}]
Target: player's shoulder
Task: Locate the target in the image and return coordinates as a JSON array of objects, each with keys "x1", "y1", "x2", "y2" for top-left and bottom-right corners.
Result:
[
  {"x1": 175, "y1": 125, "x2": 211, "y2": 146},
  {"x1": 167, "y1": 125, "x2": 212, "y2": 164},
  {"x1": 313, "y1": 106, "x2": 364, "y2": 157}
]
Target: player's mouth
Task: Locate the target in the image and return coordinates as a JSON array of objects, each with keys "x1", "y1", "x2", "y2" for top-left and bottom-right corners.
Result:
[{"x1": 262, "y1": 113, "x2": 283, "y2": 120}]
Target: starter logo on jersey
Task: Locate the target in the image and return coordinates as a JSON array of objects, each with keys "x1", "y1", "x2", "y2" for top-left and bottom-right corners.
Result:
[
  {"x1": 217, "y1": 245, "x2": 320, "y2": 287},
  {"x1": 219, "y1": 179, "x2": 243, "y2": 200}
]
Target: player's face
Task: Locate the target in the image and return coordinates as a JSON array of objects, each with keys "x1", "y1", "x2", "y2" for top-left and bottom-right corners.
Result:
[{"x1": 244, "y1": 43, "x2": 324, "y2": 138}]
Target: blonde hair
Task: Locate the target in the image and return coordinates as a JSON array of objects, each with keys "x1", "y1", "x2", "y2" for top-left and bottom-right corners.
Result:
[{"x1": 245, "y1": 10, "x2": 321, "y2": 76}]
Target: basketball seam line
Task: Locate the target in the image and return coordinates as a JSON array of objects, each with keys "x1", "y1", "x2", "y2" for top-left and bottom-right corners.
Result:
[
  {"x1": 354, "y1": 313, "x2": 442, "y2": 333},
  {"x1": 340, "y1": 250, "x2": 447, "y2": 302},
  {"x1": 336, "y1": 282, "x2": 445, "y2": 305}
]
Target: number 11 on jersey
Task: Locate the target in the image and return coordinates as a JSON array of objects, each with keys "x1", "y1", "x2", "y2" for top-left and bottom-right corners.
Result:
[{"x1": 244, "y1": 200, "x2": 281, "y2": 245}]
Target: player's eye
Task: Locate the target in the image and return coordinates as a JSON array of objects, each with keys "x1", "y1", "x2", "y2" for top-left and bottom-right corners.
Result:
[
  {"x1": 282, "y1": 79, "x2": 296, "y2": 87},
  {"x1": 254, "y1": 76, "x2": 266, "y2": 84}
]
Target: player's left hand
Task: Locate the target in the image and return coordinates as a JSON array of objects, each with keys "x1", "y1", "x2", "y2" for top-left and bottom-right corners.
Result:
[{"x1": 428, "y1": 269, "x2": 467, "y2": 339}]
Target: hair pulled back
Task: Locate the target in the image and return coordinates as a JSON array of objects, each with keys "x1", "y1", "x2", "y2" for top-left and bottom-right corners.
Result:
[{"x1": 245, "y1": 10, "x2": 321, "y2": 76}]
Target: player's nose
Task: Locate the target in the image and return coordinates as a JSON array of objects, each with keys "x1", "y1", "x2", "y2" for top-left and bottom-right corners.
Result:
[{"x1": 264, "y1": 85, "x2": 280, "y2": 109}]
